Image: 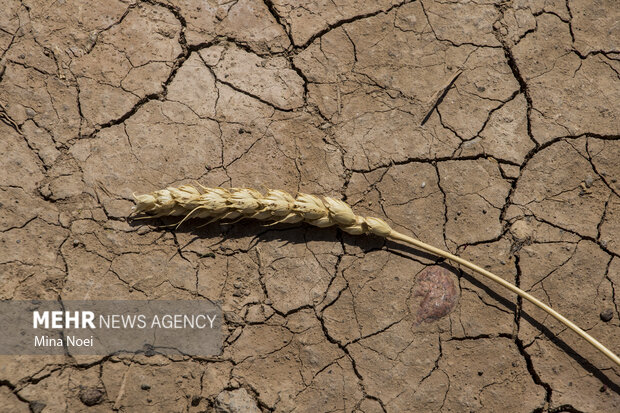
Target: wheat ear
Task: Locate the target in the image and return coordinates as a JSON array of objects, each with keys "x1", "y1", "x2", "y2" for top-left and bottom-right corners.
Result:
[{"x1": 130, "y1": 185, "x2": 620, "y2": 367}]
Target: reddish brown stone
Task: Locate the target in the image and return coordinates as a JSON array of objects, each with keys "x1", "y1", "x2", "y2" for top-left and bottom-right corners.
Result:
[{"x1": 414, "y1": 265, "x2": 459, "y2": 323}]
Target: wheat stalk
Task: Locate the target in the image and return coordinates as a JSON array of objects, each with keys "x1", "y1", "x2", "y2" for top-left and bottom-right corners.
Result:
[{"x1": 130, "y1": 184, "x2": 620, "y2": 367}]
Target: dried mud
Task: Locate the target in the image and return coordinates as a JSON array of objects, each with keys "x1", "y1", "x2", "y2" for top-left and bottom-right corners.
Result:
[{"x1": 0, "y1": 0, "x2": 619, "y2": 412}]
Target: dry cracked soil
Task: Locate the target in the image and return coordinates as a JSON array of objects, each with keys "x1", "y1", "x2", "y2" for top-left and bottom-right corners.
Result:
[{"x1": 0, "y1": 0, "x2": 619, "y2": 412}]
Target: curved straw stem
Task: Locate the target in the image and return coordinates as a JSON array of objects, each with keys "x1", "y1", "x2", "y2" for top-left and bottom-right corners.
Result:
[{"x1": 388, "y1": 230, "x2": 620, "y2": 367}]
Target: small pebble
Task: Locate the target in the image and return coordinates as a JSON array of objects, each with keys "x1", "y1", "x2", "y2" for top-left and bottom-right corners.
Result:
[
  {"x1": 30, "y1": 401, "x2": 46, "y2": 413},
  {"x1": 191, "y1": 396, "x2": 201, "y2": 406},
  {"x1": 141, "y1": 384, "x2": 151, "y2": 391},
  {"x1": 421, "y1": 181, "x2": 426, "y2": 188},
  {"x1": 600, "y1": 309, "x2": 613, "y2": 322},
  {"x1": 584, "y1": 175, "x2": 594, "y2": 188},
  {"x1": 73, "y1": 239, "x2": 80, "y2": 247}
]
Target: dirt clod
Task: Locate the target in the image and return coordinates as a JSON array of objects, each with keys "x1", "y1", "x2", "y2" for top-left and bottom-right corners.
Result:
[
  {"x1": 78, "y1": 387, "x2": 104, "y2": 407},
  {"x1": 215, "y1": 388, "x2": 260, "y2": 413}
]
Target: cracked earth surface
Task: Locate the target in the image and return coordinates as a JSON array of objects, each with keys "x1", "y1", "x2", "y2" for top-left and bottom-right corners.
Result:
[{"x1": 0, "y1": 0, "x2": 618, "y2": 412}]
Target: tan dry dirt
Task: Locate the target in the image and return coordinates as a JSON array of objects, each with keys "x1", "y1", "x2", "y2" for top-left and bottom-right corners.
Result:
[{"x1": 0, "y1": 0, "x2": 619, "y2": 412}]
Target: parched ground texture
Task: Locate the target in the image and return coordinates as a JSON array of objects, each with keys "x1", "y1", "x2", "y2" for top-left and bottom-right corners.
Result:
[{"x1": 0, "y1": 0, "x2": 619, "y2": 412}]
